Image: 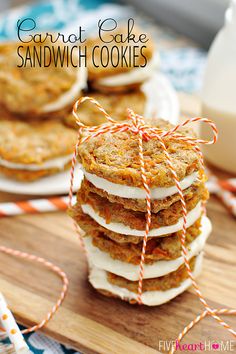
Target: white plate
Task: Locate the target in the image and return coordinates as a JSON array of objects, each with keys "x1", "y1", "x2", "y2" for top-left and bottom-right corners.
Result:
[
  {"x1": 0, "y1": 165, "x2": 83, "y2": 196},
  {"x1": 0, "y1": 74, "x2": 179, "y2": 196}
]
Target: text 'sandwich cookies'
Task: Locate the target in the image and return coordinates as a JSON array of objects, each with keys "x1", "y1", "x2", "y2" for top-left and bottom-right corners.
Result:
[
  {"x1": 0, "y1": 120, "x2": 77, "y2": 181},
  {"x1": 70, "y1": 117, "x2": 212, "y2": 306},
  {"x1": 0, "y1": 41, "x2": 87, "y2": 120}
]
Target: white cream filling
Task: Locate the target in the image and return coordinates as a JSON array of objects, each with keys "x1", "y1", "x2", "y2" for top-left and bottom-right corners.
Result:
[
  {"x1": 81, "y1": 201, "x2": 202, "y2": 237},
  {"x1": 0, "y1": 154, "x2": 73, "y2": 171},
  {"x1": 97, "y1": 53, "x2": 159, "y2": 87},
  {"x1": 42, "y1": 65, "x2": 87, "y2": 113},
  {"x1": 83, "y1": 168, "x2": 198, "y2": 200},
  {"x1": 84, "y1": 216, "x2": 211, "y2": 281},
  {"x1": 88, "y1": 252, "x2": 203, "y2": 306}
]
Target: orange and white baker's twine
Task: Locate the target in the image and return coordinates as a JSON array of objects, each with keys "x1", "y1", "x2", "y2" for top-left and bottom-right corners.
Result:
[
  {"x1": 69, "y1": 96, "x2": 236, "y2": 354},
  {"x1": 0, "y1": 245, "x2": 68, "y2": 336}
]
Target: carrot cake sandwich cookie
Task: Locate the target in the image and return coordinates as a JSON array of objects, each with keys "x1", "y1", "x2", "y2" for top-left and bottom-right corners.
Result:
[
  {"x1": 70, "y1": 118, "x2": 212, "y2": 306},
  {"x1": 86, "y1": 27, "x2": 158, "y2": 93},
  {"x1": 64, "y1": 89, "x2": 147, "y2": 128},
  {"x1": 0, "y1": 41, "x2": 87, "y2": 120},
  {"x1": 0, "y1": 120, "x2": 77, "y2": 181}
]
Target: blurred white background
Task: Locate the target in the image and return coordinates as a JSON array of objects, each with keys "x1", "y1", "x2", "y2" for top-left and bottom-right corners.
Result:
[{"x1": 126, "y1": 0, "x2": 230, "y2": 47}]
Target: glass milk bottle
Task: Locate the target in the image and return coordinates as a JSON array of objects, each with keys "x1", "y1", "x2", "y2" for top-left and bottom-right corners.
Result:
[{"x1": 201, "y1": 0, "x2": 236, "y2": 174}]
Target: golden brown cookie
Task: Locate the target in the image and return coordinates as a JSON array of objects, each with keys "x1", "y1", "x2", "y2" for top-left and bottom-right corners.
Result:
[
  {"x1": 0, "y1": 119, "x2": 77, "y2": 181},
  {"x1": 64, "y1": 89, "x2": 146, "y2": 128},
  {"x1": 80, "y1": 177, "x2": 206, "y2": 213},
  {"x1": 78, "y1": 119, "x2": 201, "y2": 188},
  {"x1": 0, "y1": 41, "x2": 87, "y2": 119},
  {"x1": 87, "y1": 255, "x2": 200, "y2": 305},
  {"x1": 86, "y1": 27, "x2": 157, "y2": 93},
  {"x1": 106, "y1": 256, "x2": 196, "y2": 293},
  {"x1": 76, "y1": 182, "x2": 207, "y2": 230},
  {"x1": 84, "y1": 218, "x2": 201, "y2": 264},
  {"x1": 70, "y1": 204, "x2": 203, "y2": 244}
]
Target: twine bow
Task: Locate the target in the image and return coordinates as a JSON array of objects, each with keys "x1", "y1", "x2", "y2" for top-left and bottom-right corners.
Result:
[{"x1": 69, "y1": 96, "x2": 236, "y2": 353}]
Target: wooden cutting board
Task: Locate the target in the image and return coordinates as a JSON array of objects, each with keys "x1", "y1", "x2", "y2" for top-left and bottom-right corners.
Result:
[{"x1": 0, "y1": 93, "x2": 235, "y2": 354}]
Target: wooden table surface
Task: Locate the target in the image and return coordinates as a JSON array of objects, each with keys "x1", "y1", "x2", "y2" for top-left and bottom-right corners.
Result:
[{"x1": 0, "y1": 93, "x2": 235, "y2": 354}]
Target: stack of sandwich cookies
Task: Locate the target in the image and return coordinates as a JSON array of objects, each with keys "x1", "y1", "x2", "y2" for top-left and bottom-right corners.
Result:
[
  {"x1": 71, "y1": 118, "x2": 212, "y2": 306},
  {"x1": 0, "y1": 40, "x2": 85, "y2": 182}
]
